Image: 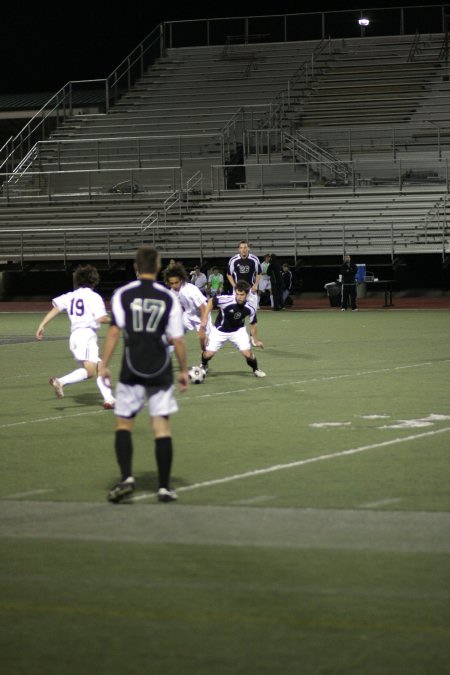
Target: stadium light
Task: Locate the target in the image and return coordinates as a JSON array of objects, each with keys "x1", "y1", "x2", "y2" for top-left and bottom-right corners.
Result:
[{"x1": 358, "y1": 16, "x2": 370, "y2": 36}]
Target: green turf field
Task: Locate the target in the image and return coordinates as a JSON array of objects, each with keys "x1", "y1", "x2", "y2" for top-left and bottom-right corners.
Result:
[{"x1": 1, "y1": 309, "x2": 449, "y2": 674}]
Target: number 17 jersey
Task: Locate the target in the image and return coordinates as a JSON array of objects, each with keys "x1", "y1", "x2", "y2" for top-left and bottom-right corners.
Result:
[{"x1": 111, "y1": 278, "x2": 184, "y2": 385}]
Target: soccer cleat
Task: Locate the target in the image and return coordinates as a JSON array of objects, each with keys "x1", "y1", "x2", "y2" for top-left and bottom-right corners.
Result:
[
  {"x1": 341, "y1": 308, "x2": 346, "y2": 312},
  {"x1": 157, "y1": 487, "x2": 178, "y2": 503},
  {"x1": 49, "y1": 377, "x2": 64, "y2": 398},
  {"x1": 108, "y1": 478, "x2": 135, "y2": 503},
  {"x1": 352, "y1": 308, "x2": 359, "y2": 311},
  {"x1": 103, "y1": 397, "x2": 115, "y2": 410},
  {"x1": 201, "y1": 363, "x2": 209, "y2": 373},
  {"x1": 254, "y1": 369, "x2": 266, "y2": 378}
]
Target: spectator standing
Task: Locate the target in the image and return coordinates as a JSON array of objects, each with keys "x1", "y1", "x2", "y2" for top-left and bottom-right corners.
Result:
[
  {"x1": 258, "y1": 253, "x2": 272, "y2": 307},
  {"x1": 267, "y1": 253, "x2": 284, "y2": 310},
  {"x1": 190, "y1": 266, "x2": 208, "y2": 293},
  {"x1": 207, "y1": 266, "x2": 224, "y2": 297},
  {"x1": 281, "y1": 263, "x2": 294, "y2": 306},
  {"x1": 340, "y1": 254, "x2": 358, "y2": 311}
]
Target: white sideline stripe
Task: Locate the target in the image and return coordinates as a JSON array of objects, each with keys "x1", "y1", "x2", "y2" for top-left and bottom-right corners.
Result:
[
  {"x1": 4, "y1": 489, "x2": 53, "y2": 499},
  {"x1": 133, "y1": 425, "x2": 450, "y2": 501},
  {"x1": 359, "y1": 498, "x2": 402, "y2": 509},
  {"x1": 0, "y1": 410, "x2": 104, "y2": 429},
  {"x1": 2, "y1": 360, "x2": 449, "y2": 429}
]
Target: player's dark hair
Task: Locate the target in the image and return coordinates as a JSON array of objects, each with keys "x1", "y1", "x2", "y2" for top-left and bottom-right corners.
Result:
[
  {"x1": 239, "y1": 239, "x2": 249, "y2": 245},
  {"x1": 235, "y1": 280, "x2": 251, "y2": 294},
  {"x1": 74, "y1": 265, "x2": 100, "y2": 289},
  {"x1": 164, "y1": 262, "x2": 188, "y2": 283},
  {"x1": 135, "y1": 246, "x2": 159, "y2": 274}
]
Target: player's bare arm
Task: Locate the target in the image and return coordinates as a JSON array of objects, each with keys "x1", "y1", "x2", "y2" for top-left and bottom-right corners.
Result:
[
  {"x1": 250, "y1": 323, "x2": 264, "y2": 349},
  {"x1": 226, "y1": 273, "x2": 235, "y2": 288},
  {"x1": 198, "y1": 297, "x2": 214, "y2": 336},
  {"x1": 172, "y1": 336, "x2": 189, "y2": 392},
  {"x1": 99, "y1": 324, "x2": 121, "y2": 381},
  {"x1": 252, "y1": 273, "x2": 261, "y2": 293},
  {"x1": 36, "y1": 306, "x2": 61, "y2": 340}
]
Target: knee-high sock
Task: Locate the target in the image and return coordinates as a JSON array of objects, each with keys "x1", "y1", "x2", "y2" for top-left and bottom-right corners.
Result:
[
  {"x1": 155, "y1": 437, "x2": 173, "y2": 490},
  {"x1": 96, "y1": 376, "x2": 113, "y2": 401},
  {"x1": 59, "y1": 368, "x2": 88, "y2": 386},
  {"x1": 115, "y1": 430, "x2": 133, "y2": 481},
  {"x1": 246, "y1": 356, "x2": 258, "y2": 372}
]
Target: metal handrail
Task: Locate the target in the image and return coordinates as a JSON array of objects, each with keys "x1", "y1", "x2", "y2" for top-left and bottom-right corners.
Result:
[
  {"x1": 185, "y1": 171, "x2": 203, "y2": 210},
  {"x1": 163, "y1": 190, "x2": 181, "y2": 224}
]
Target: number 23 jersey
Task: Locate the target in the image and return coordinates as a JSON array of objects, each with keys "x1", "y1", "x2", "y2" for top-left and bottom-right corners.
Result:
[{"x1": 111, "y1": 278, "x2": 184, "y2": 384}]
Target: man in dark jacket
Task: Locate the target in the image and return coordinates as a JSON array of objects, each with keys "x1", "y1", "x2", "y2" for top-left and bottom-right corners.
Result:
[{"x1": 340, "y1": 254, "x2": 358, "y2": 311}]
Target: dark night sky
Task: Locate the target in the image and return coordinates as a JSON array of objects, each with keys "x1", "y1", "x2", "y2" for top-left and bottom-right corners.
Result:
[{"x1": 2, "y1": 0, "x2": 444, "y2": 94}]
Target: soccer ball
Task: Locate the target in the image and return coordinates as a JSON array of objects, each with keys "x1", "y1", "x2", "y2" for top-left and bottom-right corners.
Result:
[{"x1": 188, "y1": 365, "x2": 206, "y2": 384}]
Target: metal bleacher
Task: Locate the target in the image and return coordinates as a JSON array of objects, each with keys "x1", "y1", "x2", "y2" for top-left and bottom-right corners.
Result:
[{"x1": 0, "y1": 7, "x2": 449, "y2": 269}]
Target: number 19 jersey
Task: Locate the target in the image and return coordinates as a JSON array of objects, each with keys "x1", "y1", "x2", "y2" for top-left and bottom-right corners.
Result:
[{"x1": 52, "y1": 287, "x2": 107, "y2": 332}]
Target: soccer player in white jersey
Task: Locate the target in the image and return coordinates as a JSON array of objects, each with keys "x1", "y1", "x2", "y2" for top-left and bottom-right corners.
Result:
[
  {"x1": 226, "y1": 240, "x2": 262, "y2": 313},
  {"x1": 164, "y1": 263, "x2": 212, "y2": 358},
  {"x1": 200, "y1": 280, "x2": 266, "y2": 377},
  {"x1": 36, "y1": 265, "x2": 115, "y2": 408}
]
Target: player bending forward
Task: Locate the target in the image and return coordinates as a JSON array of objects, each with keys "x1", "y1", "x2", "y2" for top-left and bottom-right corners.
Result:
[
  {"x1": 164, "y1": 263, "x2": 212, "y2": 360},
  {"x1": 200, "y1": 280, "x2": 265, "y2": 377}
]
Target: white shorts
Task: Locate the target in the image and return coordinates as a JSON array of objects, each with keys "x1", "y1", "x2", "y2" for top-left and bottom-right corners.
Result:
[
  {"x1": 69, "y1": 328, "x2": 100, "y2": 363},
  {"x1": 183, "y1": 314, "x2": 212, "y2": 335},
  {"x1": 258, "y1": 277, "x2": 271, "y2": 292},
  {"x1": 247, "y1": 290, "x2": 259, "y2": 312},
  {"x1": 114, "y1": 382, "x2": 178, "y2": 418},
  {"x1": 206, "y1": 325, "x2": 251, "y2": 353}
]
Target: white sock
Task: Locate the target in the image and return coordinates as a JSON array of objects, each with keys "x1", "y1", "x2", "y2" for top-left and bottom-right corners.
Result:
[
  {"x1": 59, "y1": 368, "x2": 89, "y2": 386},
  {"x1": 96, "y1": 376, "x2": 114, "y2": 401}
]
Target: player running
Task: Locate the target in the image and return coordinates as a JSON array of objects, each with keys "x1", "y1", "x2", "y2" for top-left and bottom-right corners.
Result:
[{"x1": 35, "y1": 264, "x2": 115, "y2": 409}]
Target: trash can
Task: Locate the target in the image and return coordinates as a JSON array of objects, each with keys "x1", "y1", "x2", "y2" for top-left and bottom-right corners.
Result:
[
  {"x1": 356, "y1": 264, "x2": 367, "y2": 298},
  {"x1": 324, "y1": 282, "x2": 342, "y2": 307}
]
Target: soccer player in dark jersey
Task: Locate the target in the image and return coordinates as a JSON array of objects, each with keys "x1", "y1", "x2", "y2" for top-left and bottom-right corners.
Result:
[
  {"x1": 226, "y1": 240, "x2": 262, "y2": 313},
  {"x1": 199, "y1": 280, "x2": 266, "y2": 377},
  {"x1": 99, "y1": 246, "x2": 189, "y2": 504}
]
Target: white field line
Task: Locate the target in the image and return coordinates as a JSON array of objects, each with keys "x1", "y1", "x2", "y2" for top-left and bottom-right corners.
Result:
[
  {"x1": 184, "y1": 360, "x2": 448, "y2": 401},
  {"x1": 1, "y1": 360, "x2": 448, "y2": 429},
  {"x1": 4, "y1": 489, "x2": 54, "y2": 499},
  {"x1": 134, "y1": 425, "x2": 450, "y2": 501},
  {"x1": 359, "y1": 498, "x2": 403, "y2": 509},
  {"x1": 0, "y1": 410, "x2": 105, "y2": 429}
]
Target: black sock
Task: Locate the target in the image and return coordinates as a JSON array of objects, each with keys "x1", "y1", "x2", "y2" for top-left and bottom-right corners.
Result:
[
  {"x1": 115, "y1": 429, "x2": 133, "y2": 481},
  {"x1": 246, "y1": 356, "x2": 258, "y2": 371},
  {"x1": 201, "y1": 353, "x2": 211, "y2": 369},
  {"x1": 155, "y1": 436, "x2": 173, "y2": 489}
]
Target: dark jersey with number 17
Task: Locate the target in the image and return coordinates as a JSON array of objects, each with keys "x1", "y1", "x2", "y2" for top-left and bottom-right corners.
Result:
[
  {"x1": 213, "y1": 294, "x2": 257, "y2": 333},
  {"x1": 111, "y1": 279, "x2": 184, "y2": 386}
]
